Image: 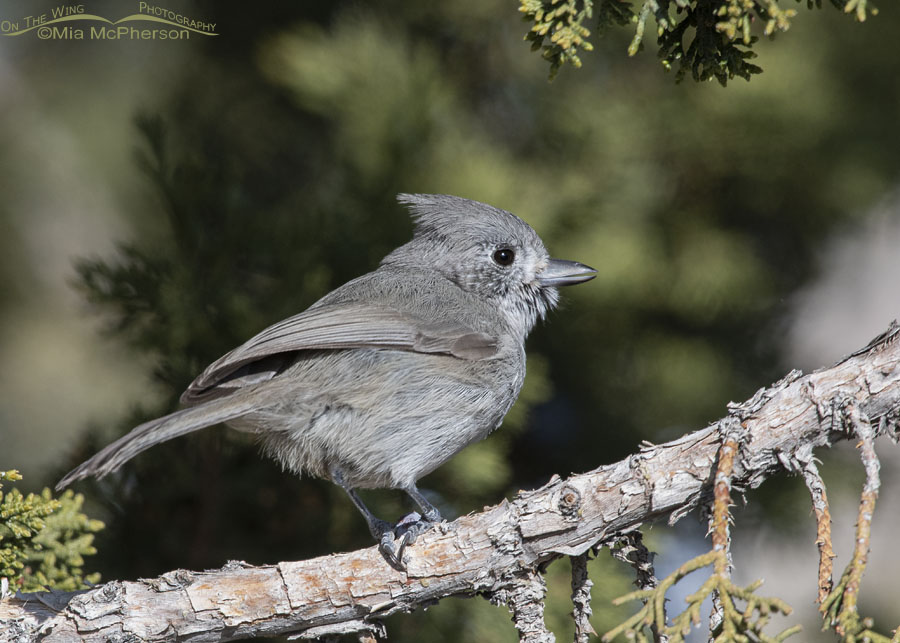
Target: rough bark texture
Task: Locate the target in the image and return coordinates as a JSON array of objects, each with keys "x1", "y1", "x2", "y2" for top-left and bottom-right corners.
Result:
[{"x1": 2, "y1": 325, "x2": 899, "y2": 642}]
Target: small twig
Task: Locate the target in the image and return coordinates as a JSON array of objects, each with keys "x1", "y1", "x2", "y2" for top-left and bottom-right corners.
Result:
[
  {"x1": 608, "y1": 532, "x2": 667, "y2": 643},
  {"x1": 710, "y1": 435, "x2": 739, "y2": 564},
  {"x1": 499, "y1": 571, "x2": 555, "y2": 643},
  {"x1": 845, "y1": 405, "x2": 880, "y2": 612},
  {"x1": 608, "y1": 532, "x2": 659, "y2": 592},
  {"x1": 800, "y1": 457, "x2": 834, "y2": 604},
  {"x1": 571, "y1": 553, "x2": 596, "y2": 643},
  {"x1": 821, "y1": 402, "x2": 883, "y2": 638},
  {"x1": 708, "y1": 423, "x2": 741, "y2": 640}
]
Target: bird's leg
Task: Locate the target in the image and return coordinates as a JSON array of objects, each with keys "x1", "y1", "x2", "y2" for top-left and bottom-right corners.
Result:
[
  {"x1": 343, "y1": 487, "x2": 393, "y2": 540},
  {"x1": 330, "y1": 466, "x2": 390, "y2": 538},
  {"x1": 389, "y1": 484, "x2": 445, "y2": 562},
  {"x1": 404, "y1": 484, "x2": 443, "y2": 523},
  {"x1": 330, "y1": 468, "x2": 442, "y2": 567}
]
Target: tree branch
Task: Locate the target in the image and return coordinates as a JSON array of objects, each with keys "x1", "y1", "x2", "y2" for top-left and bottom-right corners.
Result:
[{"x1": 2, "y1": 323, "x2": 899, "y2": 642}]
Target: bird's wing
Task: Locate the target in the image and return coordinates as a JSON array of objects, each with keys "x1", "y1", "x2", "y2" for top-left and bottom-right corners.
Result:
[{"x1": 181, "y1": 301, "x2": 499, "y2": 404}]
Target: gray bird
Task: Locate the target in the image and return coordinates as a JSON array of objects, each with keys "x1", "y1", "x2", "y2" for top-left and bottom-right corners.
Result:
[{"x1": 58, "y1": 193, "x2": 595, "y2": 565}]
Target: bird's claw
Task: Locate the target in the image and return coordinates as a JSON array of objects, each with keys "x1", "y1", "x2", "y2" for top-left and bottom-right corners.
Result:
[{"x1": 377, "y1": 512, "x2": 439, "y2": 570}]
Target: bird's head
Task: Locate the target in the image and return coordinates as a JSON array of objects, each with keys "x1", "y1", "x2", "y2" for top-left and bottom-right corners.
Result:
[{"x1": 385, "y1": 194, "x2": 595, "y2": 338}]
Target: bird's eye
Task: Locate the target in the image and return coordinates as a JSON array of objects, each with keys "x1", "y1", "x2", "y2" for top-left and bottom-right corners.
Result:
[{"x1": 492, "y1": 248, "x2": 515, "y2": 266}]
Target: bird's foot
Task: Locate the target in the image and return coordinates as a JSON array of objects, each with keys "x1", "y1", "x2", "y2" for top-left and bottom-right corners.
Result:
[
  {"x1": 378, "y1": 511, "x2": 440, "y2": 570},
  {"x1": 394, "y1": 510, "x2": 423, "y2": 530},
  {"x1": 367, "y1": 517, "x2": 395, "y2": 541}
]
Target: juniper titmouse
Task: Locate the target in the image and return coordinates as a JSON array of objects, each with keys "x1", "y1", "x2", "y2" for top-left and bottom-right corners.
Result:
[{"x1": 58, "y1": 194, "x2": 595, "y2": 565}]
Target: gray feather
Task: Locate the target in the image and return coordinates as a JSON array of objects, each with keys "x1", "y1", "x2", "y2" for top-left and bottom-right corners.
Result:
[
  {"x1": 56, "y1": 395, "x2": 257, "y2": 490},
  {"x1": 182, "y1": 301, "x2": 498, "y2": 404}
]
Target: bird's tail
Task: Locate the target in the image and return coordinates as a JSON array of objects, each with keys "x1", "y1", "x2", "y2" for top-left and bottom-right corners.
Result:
[{"x1": 56, "y1": 395, "x2": 255, "y2": 491}]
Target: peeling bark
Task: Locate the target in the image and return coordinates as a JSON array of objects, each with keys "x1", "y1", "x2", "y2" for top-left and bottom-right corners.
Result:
[
  {"x1": 570, "y1": 553, "x2": 595, "y2": 643},
  {"x1": 2, "y1": 325, "x2": 899, "y2": 642}
]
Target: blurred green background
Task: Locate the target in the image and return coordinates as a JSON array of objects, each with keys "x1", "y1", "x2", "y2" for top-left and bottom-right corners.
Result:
[{"x1": 1, "y1": 0, "x2": 899, "y2": 640}]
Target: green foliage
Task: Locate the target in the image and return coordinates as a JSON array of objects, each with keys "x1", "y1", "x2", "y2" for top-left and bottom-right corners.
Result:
[
  {"x1": 520, "y1": 0, "x2": 595, "y2": 78},
  {"x1": 520, "y1": 0, "x2": 876, "y2": 83},
  {"x1": 821, "y1": 570, "x2": 898, "y2": 643},
  {"x1": 649, "y1": 0, "x2": 765, "y2": 85},
  {"x1": 604, "y1": 550, "x2": 799, "y2": 642},
  {"x1": 0, "y1": 470, "x2": 103, "y2": 592}
]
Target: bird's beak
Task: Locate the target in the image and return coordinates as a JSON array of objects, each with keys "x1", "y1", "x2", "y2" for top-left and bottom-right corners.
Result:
[{"x1": 537, "y1": 259, "x2": 597, "y2": 287}]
